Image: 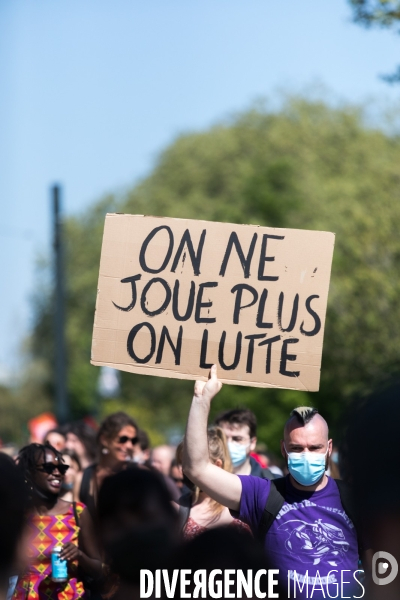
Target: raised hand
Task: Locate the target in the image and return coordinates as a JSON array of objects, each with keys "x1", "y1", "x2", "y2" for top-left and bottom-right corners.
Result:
[{"x1": 194, "y1": 364, "x2": 222, "y2": 401}]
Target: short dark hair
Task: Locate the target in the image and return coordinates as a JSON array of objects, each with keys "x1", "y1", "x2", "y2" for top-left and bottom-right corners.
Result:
[
  {"x1": 289, "y1": 406, "x2": 319, "y2": 426},
  {"x1": 214, "y1": 408, "x2": 257, "y2": 439},
  {"x1": 98, "y1": 468, "x2": 178, "y2": 526}
]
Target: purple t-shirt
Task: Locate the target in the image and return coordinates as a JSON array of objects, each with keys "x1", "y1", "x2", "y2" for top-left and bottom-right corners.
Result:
[{"x1": 238, "y1": 475, "x2": 362, "y2": 599}]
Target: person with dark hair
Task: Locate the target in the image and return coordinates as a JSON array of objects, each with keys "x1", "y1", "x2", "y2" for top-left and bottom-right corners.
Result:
[
  {"x1": 0, "y1": 454, "x2": 28, "y2": 599},
  {"x1": 74, "y1": 412, "x2": 139, "y2": 520},
  {"x1": 97, "y1": 468, "x2": 180, "y2": 600},
  {"x1": 183, "y1": 366, "x2": 364, "y2": 599},
  {"x1": 170, "y1": 527, "x2": 288, "y2": 599},
  {"x1": 214, "y1": 408, "x2": 276, "y2": 480},
  {"x1": 64, "y1": 421, "x2": 97, "y2": 470},
  {"x1": 13, "y1": 442, "x2": 101, "y2": 599},
  {"x1": 344, "y1": 380, "x2": 400, "y2": 599}
]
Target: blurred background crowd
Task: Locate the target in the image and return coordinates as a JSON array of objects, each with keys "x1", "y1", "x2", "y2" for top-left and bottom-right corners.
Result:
[{"x1": 1, "y1": 380, "x2": 400, "y2": 599}]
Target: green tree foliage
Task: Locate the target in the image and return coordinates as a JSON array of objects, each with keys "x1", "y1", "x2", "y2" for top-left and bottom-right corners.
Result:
[
  {"x1": 349, "y1": 0, "x2": 400, "y2": 27},
  {"x1": 349, "y1": 0, "x2": 400, "y2": 81},
  {"x1": 13, "y1": 96, "x2": 400, "y2": 451}
]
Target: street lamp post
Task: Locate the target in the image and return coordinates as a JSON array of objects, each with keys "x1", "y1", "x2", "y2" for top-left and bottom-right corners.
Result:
[{"x1": 52, "y1": 184, "x2": 69, "y2": 424}]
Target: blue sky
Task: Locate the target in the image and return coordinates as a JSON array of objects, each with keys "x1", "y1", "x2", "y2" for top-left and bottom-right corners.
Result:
[{"x1": 1, "y1": 0, "x2": 399, "y2": 382}]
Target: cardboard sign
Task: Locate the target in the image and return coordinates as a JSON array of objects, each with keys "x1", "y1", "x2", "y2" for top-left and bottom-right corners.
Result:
[{"x1": 91, "y1": 215, "x2": 335, "y2": 391}]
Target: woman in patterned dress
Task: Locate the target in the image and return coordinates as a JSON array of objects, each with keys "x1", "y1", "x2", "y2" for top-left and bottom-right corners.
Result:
[
  {"x1": 13, "y1": 443, "x2": 102, "y2": 600},
  {"x1": 176, "y1": 428, "x2": 252, "y2": 539}
]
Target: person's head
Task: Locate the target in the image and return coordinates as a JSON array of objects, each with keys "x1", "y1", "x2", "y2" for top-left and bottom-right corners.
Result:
[
  {"x1": 214, "y1": 408, "x2": 257, "y2": 469},
  {"x1": 171, "y1": 527, "x2": 280, "y2": 598},
  {"x1": 150, "y1": 445, "x2": 174, "y2": 476},
  {"x1": 43, "y1": 428, "x2": 66, "y2": 452},
  {"x1": 0, "y1": 444, "x2": 20, "y2": 459},
  {"x1": 61, "y1": 449, "x2": 81, "y2": 491},
  {"x1": 281, "y1": 406, "x2": 332, "y2": 487},
  {"x1": 97, "y1": 412, "x2": 139, "y2": 465},
  {"x1": 177, "y1": 427, "x2": 232, "y2": 513},
  {"x1": 344, "y1": 381, "x2": 400, "y2": 599},
  {"x1": 0, "y1": 454, "x2": 28, "y2": 588},
  {"x1": 97, "y1": 468, "x2": 180, "y2": 585},
  {"x1": 170, "y1": 459, "x2": 184, "y2": 489},
  {"x1": 17, "y1": 442, "x2": 69, "y2": 500},
  {"x1": 132, "y1": 429, "x2": 151, "y2": 465},
  {"x1": 98, "y1": 467, "x2": 179, "y2": 541},
  {"x1": 64, "y1": 421, "x2": 97, "y2": 466}
]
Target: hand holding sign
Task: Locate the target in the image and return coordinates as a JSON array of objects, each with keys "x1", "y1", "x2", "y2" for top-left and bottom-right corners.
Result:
[
  {"x1": 194, "y1": 365, "x2": 223, "y2": 402},
  {"x1": 91, "y1": 215, "x2": 334, "y2": 392}
]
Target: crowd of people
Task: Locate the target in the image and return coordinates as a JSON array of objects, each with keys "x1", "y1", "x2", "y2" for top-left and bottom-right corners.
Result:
[{"x1": 0, "y1": 366, "x2": 399, "y2": 600}]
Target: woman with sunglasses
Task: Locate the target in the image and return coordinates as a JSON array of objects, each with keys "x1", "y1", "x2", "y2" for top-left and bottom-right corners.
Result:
[
  {"x1": 13, "y1": 442, "x2": 101, "y2": 599},
  {"x1": 75, "y1": 412, "x2": 139, "y2": 520}
]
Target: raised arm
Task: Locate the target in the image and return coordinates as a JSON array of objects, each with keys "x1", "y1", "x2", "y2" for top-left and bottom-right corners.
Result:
[{"x1": 182, "y1": 365, "x2": 242, "y2": 511}]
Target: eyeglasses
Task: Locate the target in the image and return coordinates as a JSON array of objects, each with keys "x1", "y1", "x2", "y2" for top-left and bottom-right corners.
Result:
[
  {"x1": 118, "y1": 435, "x2": 138, "y2": 445},
  {"x1": 37, "y1": 462, "x2": 70, "y2": 475}
]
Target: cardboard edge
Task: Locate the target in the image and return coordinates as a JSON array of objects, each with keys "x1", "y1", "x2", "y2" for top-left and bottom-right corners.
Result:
[
  {"x1": 90, "y1": 360, "x2": 319, "y2": 392},
  {"x1": 104, "y1": 213, "x2": 336, "y2": 238}
]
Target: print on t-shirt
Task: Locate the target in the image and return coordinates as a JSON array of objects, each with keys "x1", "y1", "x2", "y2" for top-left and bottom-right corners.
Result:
[
  {"x1": 279, "y1": 517, "x2": 350, "y2": 566},
  {"x1": 238, "y1": 475, "x2": 360, "y2": 599}
]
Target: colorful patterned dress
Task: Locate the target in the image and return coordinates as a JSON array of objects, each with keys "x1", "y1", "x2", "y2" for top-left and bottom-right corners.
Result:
[{"x1": 13, "y1": 502, "x2": 86, "y2": 600}]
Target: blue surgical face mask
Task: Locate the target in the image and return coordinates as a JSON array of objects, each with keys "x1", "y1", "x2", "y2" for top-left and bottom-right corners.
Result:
[
  {"x1": 228, "y1": 441, "x2": 248, "y2": 468},
  {"x1": 285, "y1": 445, "x2": 328, "y2": 487}
]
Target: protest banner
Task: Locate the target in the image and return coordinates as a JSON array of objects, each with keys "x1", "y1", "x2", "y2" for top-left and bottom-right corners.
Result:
[{"x1": 91, "y1": 215, "x2": 335, "y2": 391}]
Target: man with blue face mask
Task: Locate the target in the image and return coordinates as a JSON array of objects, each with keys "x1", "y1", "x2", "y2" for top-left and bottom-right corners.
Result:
[
  {"x1": 183, "y1": 366, "x2": 365, "y2": 600},
  {"x1": 214, "y1": 408, "x2": 276, "y2": 480}
]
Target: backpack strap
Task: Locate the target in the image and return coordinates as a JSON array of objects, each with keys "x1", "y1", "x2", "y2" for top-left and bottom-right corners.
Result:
[
  {"x1": 257, "y1": 476, "x2": 286, "y2": 543},
  {"x1": 260, "y1": 467, "x2": 277, "y2": 480},
  {"x1": 178, "y1": 492, "x2": 192, "y2": 532}
]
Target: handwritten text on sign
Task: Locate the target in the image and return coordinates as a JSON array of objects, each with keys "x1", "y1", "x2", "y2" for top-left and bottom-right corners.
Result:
[{"x1": 91, "y1": 215, "x2": 335, "y2": 391}]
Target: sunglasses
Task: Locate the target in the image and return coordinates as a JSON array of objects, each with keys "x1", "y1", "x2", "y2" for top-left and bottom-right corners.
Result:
[
  {"x1": 37, "y1": 462, "x2": 70, "y2": 475},
  {"x1": 118, "y1": 435, "x2": 138, "y2": 445}
]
